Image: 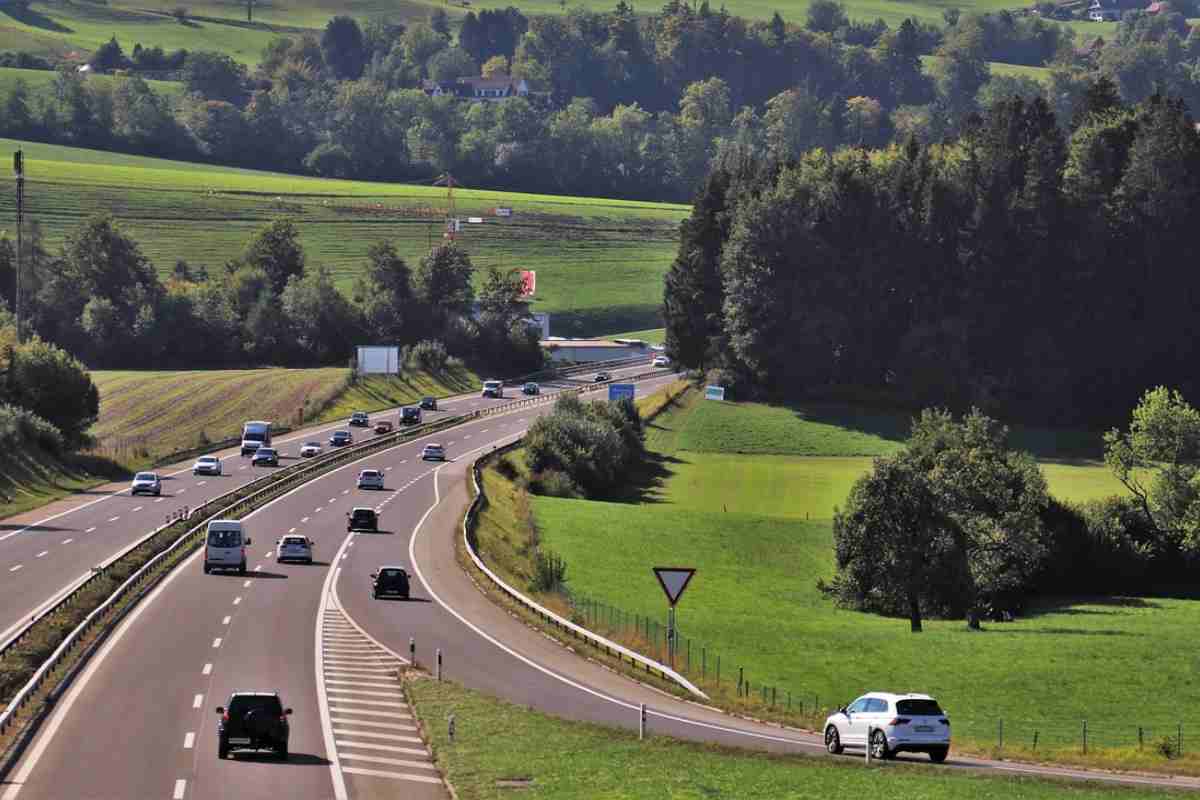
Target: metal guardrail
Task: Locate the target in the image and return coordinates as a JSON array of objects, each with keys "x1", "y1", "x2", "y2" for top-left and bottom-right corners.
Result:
[{"x1": 460, "y1": 371, "x2": 706, "y2": 699}]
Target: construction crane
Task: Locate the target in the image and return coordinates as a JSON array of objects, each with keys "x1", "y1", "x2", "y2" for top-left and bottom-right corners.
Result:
[{"x1": 432, "y1": 172, "x2": 460, "y2": 241}]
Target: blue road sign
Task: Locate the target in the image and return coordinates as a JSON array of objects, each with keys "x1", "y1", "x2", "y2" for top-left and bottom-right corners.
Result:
[{"x1": 608, "y1": 383, "x2": 636, "y2": 402}]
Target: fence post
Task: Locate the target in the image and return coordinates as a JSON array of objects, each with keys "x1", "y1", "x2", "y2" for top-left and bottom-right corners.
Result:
[
  {"x1": 716, "y1": 654, "x2": 720, "y2": 685},
  {"x1": 1082, "y1": 719, "x2": 1088, "y2": 755},
  {"x1": 1179, "y1": 723, "x2": 1183, "y2": 756},
  {"x1": 436, "y1": 648, "x2": 442, "y2": 681},
  {"x1": 639, "y1": 703, "x2": 646, "y2": 740},
  {"x1": 738, "y1": 666, "x2": 743, "y2": 693},
  {"x1": 1138, "y1": 726, "x2": 1143, "y2": 750},
  {"x1": 998, "y1": 719, "x2": 1003, "y2": 750}
]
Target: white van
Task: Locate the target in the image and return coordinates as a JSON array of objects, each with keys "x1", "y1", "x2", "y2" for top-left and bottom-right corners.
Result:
[
  {"x1": 204, "y1": 520, "x2": 252, "y2": 575},
  {"x1": 241, "y1": 421, "x2": 272, "y2": 456}
]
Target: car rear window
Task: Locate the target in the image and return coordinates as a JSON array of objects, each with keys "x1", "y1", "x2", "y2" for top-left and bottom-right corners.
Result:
[
  {"x1": 353, "y1": 510, "x2": 375, "y2": 519},
  {"x1": 362, "y1": 471, "x2": 379, "y2": 478},
  {"x1": 208, "y1": 530, "x2": 241, "y2": 547},
  {"x1": 135, "y1": 472, "x2": 156, "y2": 480},
  {"x1": 228, "y1": 695, "x2": 283, "y2": 716},
  {"x1": 897, "y1": 699, "x2": 944, "y2": 716},
  {"x1": 382, "y1": 569, "x2": 403, "y2": 578}
]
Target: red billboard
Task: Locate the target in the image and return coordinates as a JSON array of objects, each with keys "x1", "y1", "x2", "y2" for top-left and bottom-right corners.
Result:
[{"x1": 520, "y1": 270, "x2": 536, "y2": 297}]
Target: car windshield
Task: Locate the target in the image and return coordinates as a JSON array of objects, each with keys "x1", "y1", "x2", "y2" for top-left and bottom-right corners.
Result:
[
  {"x1": 208, "y1": 530, "x2": 241, "y2": 547},
  {"x1": 258, "y1": 449, "x2": 275, "y2": 456},
  {"x1": 485, "y1": 382, "x2": 501, "y2": 389},
  {"x1": 353, "y1": 510, "x2": 374, "y2": 519},
  {"x1": 282, "y1": 537, "x2": 306, "y2": 546},
  {"x1": 135, "y1": 473, "x2": 156, "y2": 481},
  {"x1": 305, "y1": 442, "x2": 319, "y2": 448},
  {"x1": 381, "y1": 569, "x2": 403, "y2": 578},
  {"x1": 361, "y1": 471, "x2": 379, "y2": 478},
  {"x1": 896, "y1": 699, "x2": 944, "y2": 716},
  {"x1": 228, "y1": 695, "x2": 283, "y2": 717},
  {"x1": 199, "y1": 457, "x2": 217, "y2": 463}
]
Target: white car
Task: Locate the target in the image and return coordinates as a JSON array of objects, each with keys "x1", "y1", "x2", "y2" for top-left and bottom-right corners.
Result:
[
  {"x1": 299, "y1": 442, "x2": 322, "y2": 458},
  {"x1": 130, "y1": 472, "x2": 162, "y2": 496},
  {"x1": 824, "y1": 692, "x2": 950, "y2": 762},
  {"x1": 275, "y1": 534, "x2": 313, "y2": 564},
  {"x1": 192, "y1": 455, "x2": 222, "y2": 476},
  {"x1": 652, "y1": 355, "x2": 670, "y2": 367},
  {"x1": 421, "y1": 444, "x2": 445, "y2": 461},
  {"x1": 357, "y1": 469, "x2": 384, "y2": 490}
]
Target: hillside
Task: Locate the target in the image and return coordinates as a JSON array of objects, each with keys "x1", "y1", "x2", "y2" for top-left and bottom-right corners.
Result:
[
  {"x1": 1, "y1": 138, "x2": 686, "y2": 335},
  {"x1": 0, "y1": 66, "x2": 185, "y2": 102}
]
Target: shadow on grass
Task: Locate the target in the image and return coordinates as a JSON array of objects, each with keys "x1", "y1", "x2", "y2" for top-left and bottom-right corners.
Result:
[
  {"x1": 1024, "y1": 596, "x2": 1163, "y2": 619},
  {"x1": 603, "y1": 451, "x2": 684, "y2": 505},
  {"x1": 0, "y1": 5, "x2": 73, "y2": 32},
  {"x1": 985, "y1": 626, "x2": 1144, "y2": 637}
]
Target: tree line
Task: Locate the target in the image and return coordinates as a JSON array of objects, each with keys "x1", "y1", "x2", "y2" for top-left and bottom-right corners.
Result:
[
  {"x1": 663, "y1": 82, "x2": 1200, "y2": 430},
  {"x1": 0, "y1": 217, "x2": 543, "y2": 373},
  {"x1": 828, "y1": 389, "x2": 1200, "y2": 630}
]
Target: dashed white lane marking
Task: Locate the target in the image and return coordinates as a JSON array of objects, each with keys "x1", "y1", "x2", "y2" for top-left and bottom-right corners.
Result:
[
  {"x1": 239, "y1": 466, "x2": 247, "y2": 471},
  {"x1": 178, "y1": 489, "x2": 186, "y2": 494},
  {"x1": 480, "y1": 429, "x2": 489, "y2": 433},
  {"x1": 154, "y1": 498, "x2": 165, "y2": 503},
  {"x1": 463, "y1": 435, "x2": 471, "y2": 440},
  {"x1": 316, "y1": 507, "x2": 324, "y2": 513},
  {"x1": 342, "y1": 766, "x2": 443, "y2": 784},
  {"x1": 264, "y1": 551, "x2": 273, "y2": 557},
  {"x1": 254, "y1": 564, "x2": 262, "y2": 571},
  {"x1": 85, "y1": 527, "x2": 96, "y2": 533},
  {"x1": 243, "y1": 580, "x2": 251, "y2": 588},
  {"x1": 212, "y1": 638, "x2": 222, "y2": 648},
  {"x1": 202, "y1": 663, "x2": 212, "y2": 675},
  {"x1": 399, "y1": 460, "x2": 406, "y2": 464},
  {"x1": 132, "y1": 506, "x2": 143, "y2": 512},
  {"x1": 329, "y1": 498, "x2": 336, "y2": 504},
  {"x1": 233, "y1": 597, "x2": 241, "y2": 605},
  {"x1": 173, "y1": 778, "x2": 186, "y2": 799},
  {"x1": 8, "y1": 565, "x2": 21, "y2": 572},
  {"x1": 61, "y1": 539, "x2": 72, "y2": 544},
  {"x1": 35, "y1": 551, "x2": 47, "y2": 558},
  {"x1": 301, "y1": 517, "x2": 310, "y2": 523},
  {"x1": 184, "y1": 732, "x2": 195, "y2": 749},
  {"x1": 222, "y1": 616, "x2": 231, "y2": 625},
  {"x1": 192, "y1": 694, "x2": 203, "y2": 709},
  {"x1": 107, "y1": 517, "x2": 119, "y2": 523},
  {"x1": 288, "y1": 527, "x2": 296, "y2": 533},
  {"x1": 342, "y1": 489, "x2": 349, "y2": 495},
  {"x1": 197, "y1": 481, "x2": 207, "y2": 487}
]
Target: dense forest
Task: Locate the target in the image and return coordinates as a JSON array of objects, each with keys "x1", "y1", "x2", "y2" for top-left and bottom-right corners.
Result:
[
  {"x1": 1, "y1": 2, "x2": 1198, "y2": 202},
  {"x1": 662, "y1": 82, "x2": 1200, "y2": 429}
]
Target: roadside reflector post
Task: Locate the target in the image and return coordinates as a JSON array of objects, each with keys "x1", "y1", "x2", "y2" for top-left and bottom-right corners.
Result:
[
  {"x1": 448, "y1": 713, "x2": 456, "y2": 743},
  {"x1": 639, "y1": 703, "x2": 646, "y2": 740},
  {"x1": 436, "y1": 648, "x2": 443, "y2": 681},
  {"x1": 409, "y1": 637, "x2": 415, "y2": 665}
]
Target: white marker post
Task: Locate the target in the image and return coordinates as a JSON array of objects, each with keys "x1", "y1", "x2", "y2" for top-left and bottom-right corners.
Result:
[{"x1": 652, "y1": 567, "x2": 696, "y2": 669}]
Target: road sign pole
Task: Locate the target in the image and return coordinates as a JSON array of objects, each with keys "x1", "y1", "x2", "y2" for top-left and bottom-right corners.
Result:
[{"x1": 667, "y1": 606, "x2": 675, "y2": 668}]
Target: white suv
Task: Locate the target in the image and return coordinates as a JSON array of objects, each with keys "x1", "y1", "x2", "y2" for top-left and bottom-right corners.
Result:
[
  {"x1": 357, "y1": 469, "x2": 384, "y2": 490},
  {"x1": 824, "y1": 692, "x2": 950, "y2": 762}
]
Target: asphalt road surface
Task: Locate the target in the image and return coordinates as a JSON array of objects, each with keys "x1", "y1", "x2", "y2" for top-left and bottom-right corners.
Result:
[
  {"x1": 0, "y1": 363, "x2": 649, "y2": 651},
  {"x1": 7, "y1": 370, "x2": 1194, "y2": 800}
]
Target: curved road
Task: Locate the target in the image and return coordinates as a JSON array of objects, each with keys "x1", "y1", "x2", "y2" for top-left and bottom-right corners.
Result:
[
  {"x1": 5, "y1": 371, "x2": 1196, "y2": 799},
  {"x1": 0, "y1": 364, "x2": 648, "y2": 651}
]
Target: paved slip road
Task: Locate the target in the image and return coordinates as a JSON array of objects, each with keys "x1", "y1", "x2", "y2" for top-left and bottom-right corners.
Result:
[
  {"x1": 0, "y1": 363, "x2": 649, "y2": 651},
  {"x1": 8, "y1": 369, "x2": 1188, "y2": 800}
]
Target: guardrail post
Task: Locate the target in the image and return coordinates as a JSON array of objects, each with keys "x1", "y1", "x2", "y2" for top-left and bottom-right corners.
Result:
[
  {"x1": 639, "y1": 703, "x2": 646, "y2": 740},
  {"x1": 436, "y1": 648, "x2": 442, "y2": 681}
]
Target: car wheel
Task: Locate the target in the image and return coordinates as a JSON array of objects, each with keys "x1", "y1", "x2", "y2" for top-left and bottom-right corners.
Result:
[
  {"x1": 870, "y1": 729, "x2": 894, "y2": 760},
  {"x1": 239, "y1": 561, "x2": 246, "y2": 575},
  {"x1": 372, "y1": 590, "x2": 379, "y2": 599},
  {"x1": 203, "y1": 563, "x2": 211, "y2": 575},
  {"x1": 929, "y1": 747, "x2": 949, "y2": 763},
  {"x1": 825, "y1": 726, "x2": 843, "y2": 755},
  {"x1": 218, "y1": 738, "x2": 229, "y2": 759},
  {"x1": 305, "y1": 558, "x2": 312, "y2": 565},
  {"x1": 278, "y1": 742, "x2": 288, "y2": 761}
]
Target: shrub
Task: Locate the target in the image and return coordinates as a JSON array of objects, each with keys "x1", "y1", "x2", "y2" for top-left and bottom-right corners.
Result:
[
  {"x1": 172, "y1": 6, "x2": 189, "y2": 19},
  {"x1": 1157, "y1": 735, "x2": 1179, "y2": 759},
  {"x1": 0, "y1": 403, "x2": 65, "y2": 456},
  {"x1": 530, "y1": 469, "x2": 581, "y2": 498},
  {"x1": 531, "y1": 549, "x2": 567, "y2": 593},
  {"x1": 404, "y1": 339, "x2": 449, "y2": 373},
  {"x1": 494, "y1": 455, "x2": 519, "y2": 481},
  {"x1": 524, "y1": 393, "x2": 646, "y2": 498}
]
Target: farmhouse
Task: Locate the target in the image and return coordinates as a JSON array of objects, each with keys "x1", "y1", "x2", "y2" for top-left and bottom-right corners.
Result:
[{"x1": 421, "y1": 75, "x2": 530, "y2": 102}]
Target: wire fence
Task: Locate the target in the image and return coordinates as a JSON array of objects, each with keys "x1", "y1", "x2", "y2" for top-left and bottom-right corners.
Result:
[{"x1": 570, "y1": 592, "x2": 1191, "y2": 756}]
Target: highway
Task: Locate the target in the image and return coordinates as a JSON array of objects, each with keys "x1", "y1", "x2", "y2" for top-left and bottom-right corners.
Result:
[
  {"x1": 0, "y1": 363, "x2": 649, "y2": 651},
  {"x1": 7, "y1": 368, "x2": 1196, "y2": 799}
]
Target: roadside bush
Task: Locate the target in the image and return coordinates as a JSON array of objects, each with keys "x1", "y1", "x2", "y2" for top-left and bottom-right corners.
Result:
[
  {"x1": 529, "y1": 468, "x2": 581, "y2": 499},
  {"x1": 531, "y1": 549, "x2": 567, "y2": 593},
  {"x1": 404, "y1": 339, "x2": 449, "y2": 373},
  {"x1": 494, "y1": 455, "x2": 519, "y2": 481},
  {"x1": 525, "y1": 393, "x2": 646, "y2": 499},
  {"x1": 1157, "y1": 735, "x2": 1179, "y2": 759},
  {"x1": 0, "y1": 403, "x2": 64, "y2": 456}
]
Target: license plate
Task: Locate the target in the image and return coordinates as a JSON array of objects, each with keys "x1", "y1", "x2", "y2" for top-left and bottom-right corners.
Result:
[
  {"x1": 915, "y1": 726, "x2": 933, "y2": 732},
  {"x1": 229, "y1": 738, "x2": 251, "y2": 744}
]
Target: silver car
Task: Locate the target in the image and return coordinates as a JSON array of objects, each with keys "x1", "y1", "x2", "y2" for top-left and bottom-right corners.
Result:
[
  {"x1": 130, "y1": 471, "x2": 162, "y2": 496},
  {"x1": 299, "y1": 442, "x2": 321, "y2": 458},
  {"x1": 275, "y1": 534, "x2": 313, "y2": 564},
  {"x1": 421, "y1": 444, "x2": 445, "y2": 461},
  {"x1": 357, "y1": 469, "x2": 384, "y2": 490},
  {"x1": 192, "y1": 456, "x2": 222, "y2": 476}
]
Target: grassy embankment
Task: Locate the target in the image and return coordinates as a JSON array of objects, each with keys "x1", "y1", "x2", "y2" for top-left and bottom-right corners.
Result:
[
  {"x1": 0, "y1": 66, "x2": 185, "y2": 101},
  {"x1": 0, "y1": 137, "x2": 685, "y2": 335},
  {"x1": 88, "y1": 364, "x2": 477, "y2": 462},
  {"x1": 473, "y1": 387, "x2": 1200, "y2": 774},
  {"x1": 407, "y1": 675, "x2": 1190, "y2": 800}
]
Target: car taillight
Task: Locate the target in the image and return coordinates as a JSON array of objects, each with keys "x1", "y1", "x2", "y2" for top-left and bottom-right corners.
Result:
[
  {"x1": 223, "y1": 712, "x2": 230, "y2": 722},
  {"x1": 888, "y1": 717, "x2": 911, "y2": 726},
  {"x1": 939, "y1": 718, "x2": 950, "y2": 726},
  {"x1": 279, "y1": 715, "x2": 288, "y2": 723}
]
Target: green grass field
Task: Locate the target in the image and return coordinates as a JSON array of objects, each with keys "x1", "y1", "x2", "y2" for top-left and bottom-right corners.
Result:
[
  {"x1": 0, "y1": 67, "x2": 185, "y2": 103},
  {"x1": 504, "y1": 389, "x2": 1200, "y2": 771},
  {"x1": 922, "y1": 56, "x2": 1054, "y2": 84},
  {"x1": 1, "y1": 138, "x2": 686, "y2": 335},
  {"x1": 609, "y1": 327, "x2": 666, "y2": 344},
  {"x1": 88, "y1": 365, "x2": 476, "y2": 460},
  {"x1": 408, "y1": 676, "x2": 1187, "y2": 799}
]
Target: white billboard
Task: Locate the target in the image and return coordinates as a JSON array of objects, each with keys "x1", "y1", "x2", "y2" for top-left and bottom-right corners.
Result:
[{"x1": 357, "y1": 346, "x2": 400, "y2": 375}]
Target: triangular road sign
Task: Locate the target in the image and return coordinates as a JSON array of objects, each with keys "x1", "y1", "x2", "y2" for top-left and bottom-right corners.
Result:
[{"x1": 653, "y1": 567, "x2": 696, "y2": 606}]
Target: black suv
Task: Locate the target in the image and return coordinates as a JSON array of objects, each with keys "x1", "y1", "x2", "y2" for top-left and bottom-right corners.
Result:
[
  {"x1": 329, "y1": 430, "x2": 352, "y2": 447},
  {"x1": 401, "y1": 406, "x2": 422, "y2": 425},
  {"x1": 216, "y1": 691, "x2": 292, "y2": 760},
  {"x1": 251, "y1": 447, "x2": 278, "y2": 467},
  {"x1": 347, "y1": 507, "x2": 378, "y2": 532},
  {"x1": 420, "y1": 396, "x2": 438, "y2": 411},
  {"x1": 371, "y1": 565, "x2": 411, "y2": 599}
]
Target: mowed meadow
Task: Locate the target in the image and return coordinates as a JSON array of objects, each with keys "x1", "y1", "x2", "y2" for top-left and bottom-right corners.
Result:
[
  {"x1": 88, "y1": 364, "x2": 476, "y2": 459},
  {"x1": 518, "y1": 389, "x2": 1200, "y2": 772},
  {"x1": 1, "y1": 138, "x2": 687, "y2": 335}
]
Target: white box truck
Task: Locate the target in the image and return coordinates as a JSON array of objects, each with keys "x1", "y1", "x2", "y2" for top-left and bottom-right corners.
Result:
[{"x1": 241, "y1": 421, "x2": 272, "y2": 456}]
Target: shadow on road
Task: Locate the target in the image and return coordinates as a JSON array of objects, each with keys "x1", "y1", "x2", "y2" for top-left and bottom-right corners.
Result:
[{"x1": 232, "y1": 752, "x2": 331, "y2": 766}]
